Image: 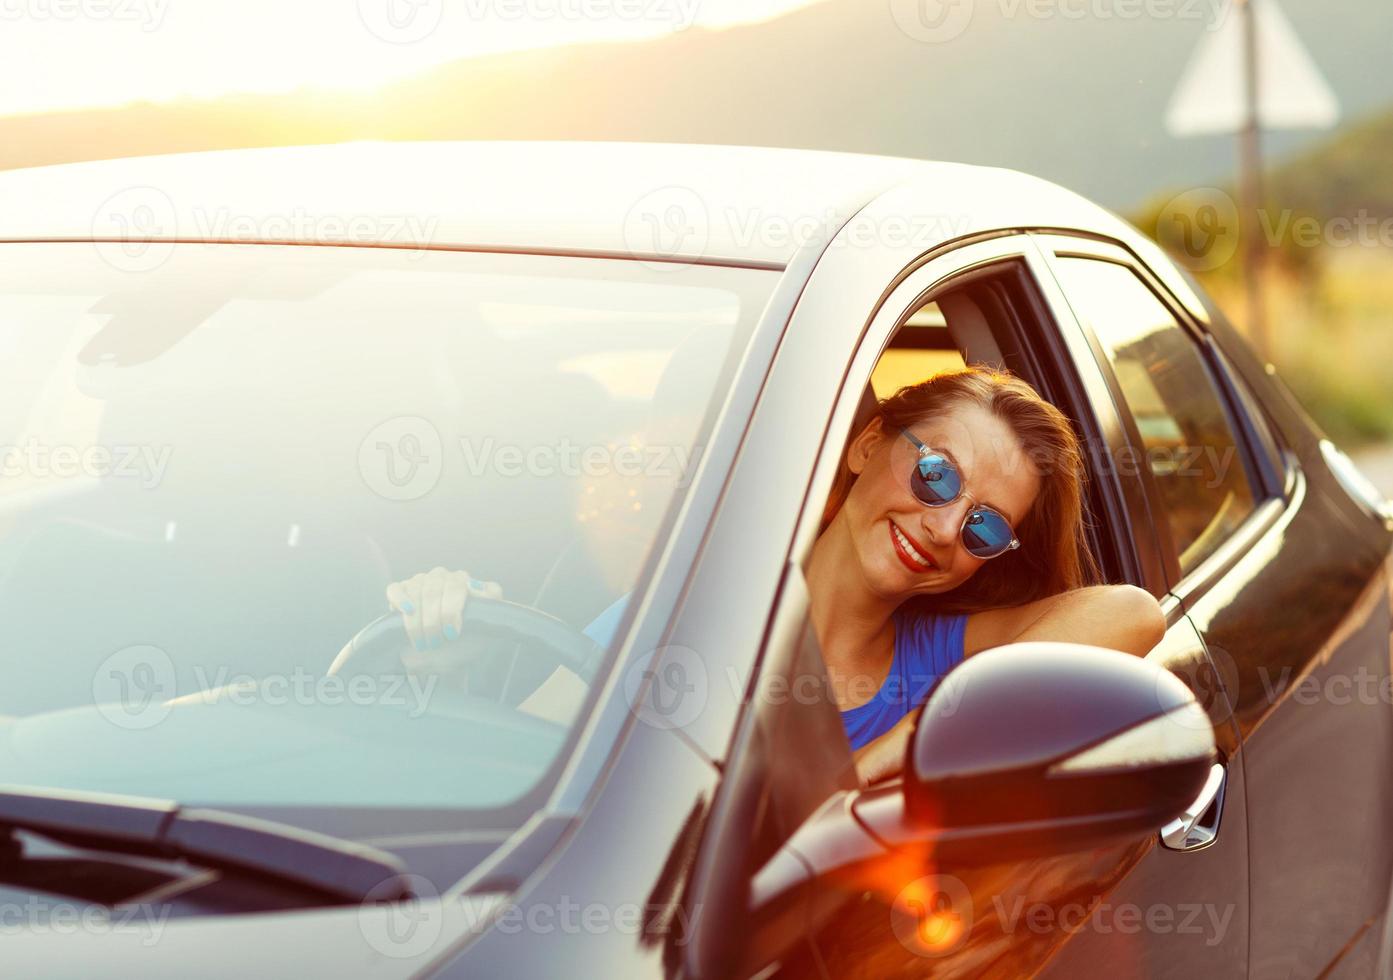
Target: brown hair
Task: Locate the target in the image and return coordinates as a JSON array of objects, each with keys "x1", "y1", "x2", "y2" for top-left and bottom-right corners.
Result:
[{"x1": 820, "y1": 367, "x2": 1100, "y2": 614}]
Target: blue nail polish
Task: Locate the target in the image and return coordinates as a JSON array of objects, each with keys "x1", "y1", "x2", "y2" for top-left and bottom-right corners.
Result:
[
  {"x1": 414, "y1": 638, "x2": 425, "y2": 652},
  {"x1": 468, "y1": 578, "x2": 485, "y2": 591},
  {"x1": 401, "y1": 600, "x2": 415, "y2": 614},
  {"x1": 429, "y1": 636, "x2": 443, "y2": 650},
  {"x1": 444, "y1": 624, "x2": 459, "y2": 641}
]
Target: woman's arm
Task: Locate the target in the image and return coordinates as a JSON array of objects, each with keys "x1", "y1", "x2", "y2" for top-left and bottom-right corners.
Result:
[
  {"x1": 850, "y1": 585, "x2": 1166, "y2": 785},
  {"x1": 963, "y1": 584, "x2": 1166, "y2": 659},
  {"x1": 853, "y1": 710, "x2": 918, "y2": 785}
]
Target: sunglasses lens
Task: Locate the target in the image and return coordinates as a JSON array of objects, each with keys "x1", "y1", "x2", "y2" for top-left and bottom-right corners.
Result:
[
  {"x1": 910, "y1": 452, "x2": 961, "y2": 506},
  {"x1": 963, "y1": 510, "x2": 1015, "y2": 559}
]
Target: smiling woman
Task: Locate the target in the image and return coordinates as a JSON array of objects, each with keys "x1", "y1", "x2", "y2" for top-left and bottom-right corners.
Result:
[
  {"x1": 807, "y1": 367, "x2": 1166, "y2": 782},
  {"x1": 818, "y1": 369, "x2": 1097, "y2": 613}
]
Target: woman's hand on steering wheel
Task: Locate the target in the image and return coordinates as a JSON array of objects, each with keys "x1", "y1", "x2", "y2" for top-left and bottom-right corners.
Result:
[{"x1": 385, "y1": 567, "x2": 502, "y2": 652}]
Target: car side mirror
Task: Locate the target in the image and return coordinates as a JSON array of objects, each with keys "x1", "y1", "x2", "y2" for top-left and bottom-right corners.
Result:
[
  {"x1": 860, "y1": 641, "x2": 1216, "y2": 863},
  {"x1": 744, "y1": 642, "x2": 1216, "y2": 968}
]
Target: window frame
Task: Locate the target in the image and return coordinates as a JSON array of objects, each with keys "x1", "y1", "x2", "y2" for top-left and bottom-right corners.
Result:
[
  {"x1": 784, "y1": 237, "x2": 1144, "y2": 590},
  {"x1": 1034, "y1": 234, "x2": 1290, "y2": 602},
  {"x1": 1206, "y1": 335, "x2": 1296, "y2": 501},
  {"x1": 1173, "y1": 262, "x2": 1303, "y2": 500},
  {"x1": 684, "y1": 234, "x2": 1162, "y2": 977}
]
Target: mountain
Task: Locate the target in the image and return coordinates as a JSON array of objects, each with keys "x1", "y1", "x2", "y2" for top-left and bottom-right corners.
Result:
[
  {"x1": 2, "y1": 0, "x2": 1388, "y2": 208},
  {"x1": 1267, "y1": 104, "x2": 1393, "y2": 218}
]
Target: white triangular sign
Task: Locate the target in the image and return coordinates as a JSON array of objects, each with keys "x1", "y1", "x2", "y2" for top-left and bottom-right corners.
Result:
[{"x1": 1166, "y1": 0, "x2": 1339, "y2": 136}]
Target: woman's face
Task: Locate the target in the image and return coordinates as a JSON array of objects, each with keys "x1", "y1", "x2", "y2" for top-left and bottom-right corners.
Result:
[{"x1": 840, "y1": 401, "x2": 1042, "y2": 601}]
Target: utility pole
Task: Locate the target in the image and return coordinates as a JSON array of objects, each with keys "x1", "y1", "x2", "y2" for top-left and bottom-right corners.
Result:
[
  {"x1": 1165, "y1": 0, "x2": 1338, "y2": 363},
  {"x1": 1237, "y1": 0, "x2": 1270, "y2": 361}
]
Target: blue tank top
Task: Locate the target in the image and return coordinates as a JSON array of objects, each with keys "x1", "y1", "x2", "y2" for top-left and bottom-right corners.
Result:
[
  {"x1": 582, "y1": 594, "x2": 966, "y2": 751},
  {"x1": 840, "y1": 607, "x2": 969, "y2": 751}
]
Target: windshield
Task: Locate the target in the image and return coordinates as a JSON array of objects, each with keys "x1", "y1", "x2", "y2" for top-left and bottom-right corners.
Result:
[{"x1": 0, "y1": 243, "x2": 775, "y2": 831}]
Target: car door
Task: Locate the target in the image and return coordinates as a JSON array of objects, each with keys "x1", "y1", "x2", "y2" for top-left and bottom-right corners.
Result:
[
  {"x1": 682, "y1": 235, "x2": 1248, "y2": 979},
  {"x1": 1038, "y1": 236, "x2": 1393, "y2": 980}
]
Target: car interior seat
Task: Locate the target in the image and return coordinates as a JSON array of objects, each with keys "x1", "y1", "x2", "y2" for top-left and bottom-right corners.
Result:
[{"x1": 939, "y1": 290, "x2": 1007, "y2": 370}]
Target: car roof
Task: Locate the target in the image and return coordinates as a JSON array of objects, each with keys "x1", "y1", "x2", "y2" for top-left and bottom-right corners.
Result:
[{"x1": 0, "y1": 141, "x2": 1143, "y2": 267}]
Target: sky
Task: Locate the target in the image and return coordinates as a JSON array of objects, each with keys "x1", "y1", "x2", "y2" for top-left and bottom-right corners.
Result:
[{"x1": 0, "y1": 0, "x2": 823, "y2": 117}]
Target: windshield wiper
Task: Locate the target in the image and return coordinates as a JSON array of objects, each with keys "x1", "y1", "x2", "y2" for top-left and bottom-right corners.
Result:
[{"x1": 0, "y1": 784, "x2": 413, "y2": 903}]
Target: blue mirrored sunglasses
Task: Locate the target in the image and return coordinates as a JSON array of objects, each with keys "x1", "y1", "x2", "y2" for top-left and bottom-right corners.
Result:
[{"x1": 899, "y1": 429, "x2": 1021, "y2": 560}]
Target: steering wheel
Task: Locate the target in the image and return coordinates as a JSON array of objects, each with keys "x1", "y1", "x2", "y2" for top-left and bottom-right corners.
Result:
[{"x1": 327, "y1": 596, "x2": 608, "y2": 688}]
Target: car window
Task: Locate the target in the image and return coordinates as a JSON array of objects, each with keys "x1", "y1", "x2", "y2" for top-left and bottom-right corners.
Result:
[
  {"x1": 870, "y1": 302, "x2": 966, "y2": 397},
  {"x1": 0, "y1": 242, "x2": 775, "y2": 829},
  {"x1": 1053, "y1": 257, "x2": 1256, "y2": 577},
  {"x1": 1210, "y1": 340, "x2": 1287, "y2": 494}
]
